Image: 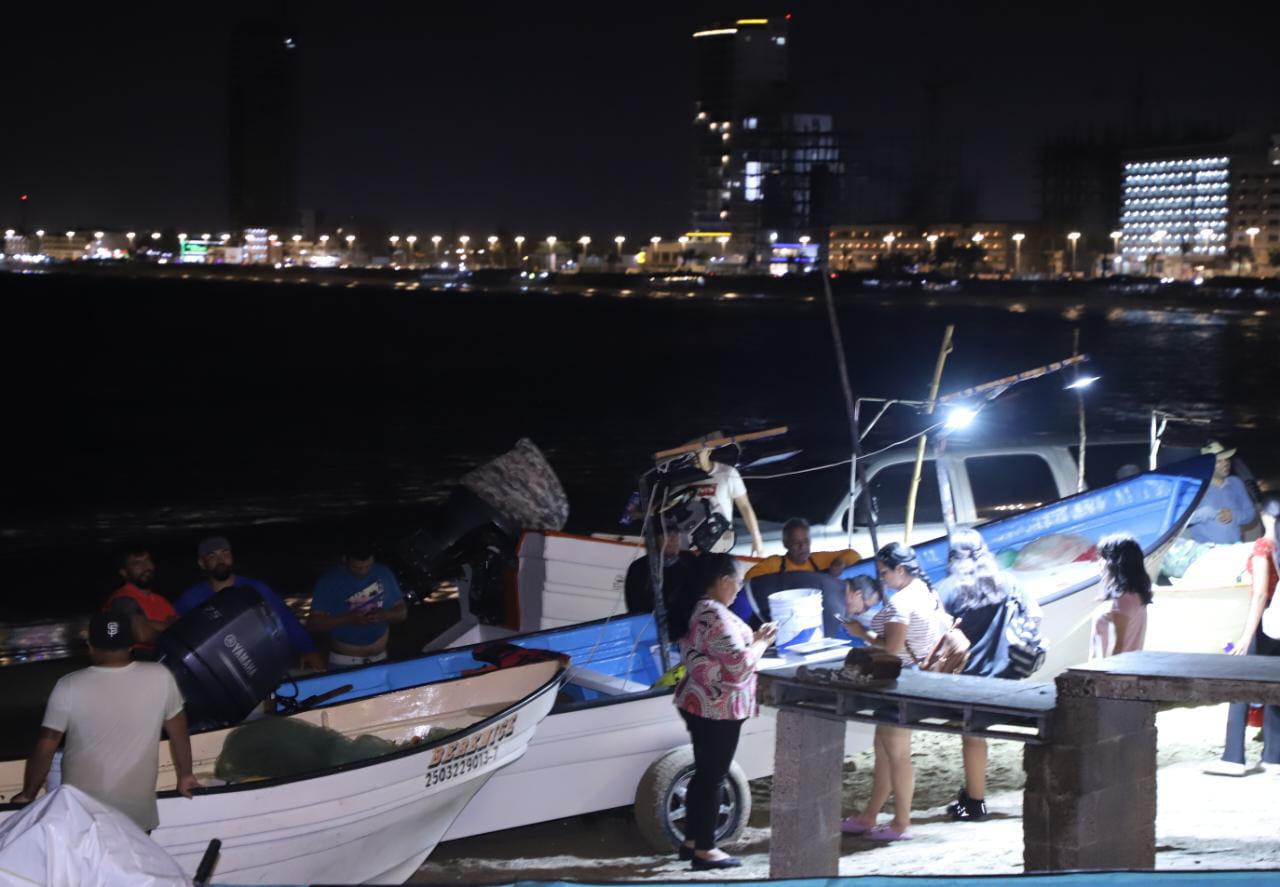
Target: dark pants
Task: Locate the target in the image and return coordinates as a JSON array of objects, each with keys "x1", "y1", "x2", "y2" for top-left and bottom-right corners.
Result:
[
  {"x1": 1223, "y1": 629, "x2": 1280, "y2": 765},
  {"x1": 679, "y1": 709, "x2": 744, "y2": 851}
]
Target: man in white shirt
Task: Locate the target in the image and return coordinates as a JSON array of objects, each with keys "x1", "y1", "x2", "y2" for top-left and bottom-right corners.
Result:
[
  {"x1": 673, "y1": 448, "x2": 764, "y2": 555},
  {"x1": 13, "y1": 613, "x2": 199, "y2": 831}
]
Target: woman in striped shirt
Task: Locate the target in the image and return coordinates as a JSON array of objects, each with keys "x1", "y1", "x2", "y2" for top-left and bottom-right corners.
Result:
[{"x1": 841, "y1": 542, "x2": 946, "y2": 842}]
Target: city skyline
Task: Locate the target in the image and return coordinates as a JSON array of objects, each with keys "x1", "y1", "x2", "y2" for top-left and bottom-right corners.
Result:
[{"x1": 3, "y1": 3, "x2": 1277, "y2": 234}]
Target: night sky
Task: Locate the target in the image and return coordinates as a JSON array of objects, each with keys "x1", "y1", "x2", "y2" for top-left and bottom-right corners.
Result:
[{"x1": 4, "y1": 2, "x2": 1276, "y2": 234}]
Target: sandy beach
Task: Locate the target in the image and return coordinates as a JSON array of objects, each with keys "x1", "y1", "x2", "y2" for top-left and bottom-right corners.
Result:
[{"x1": 416, "y1": 704, "x2": 1279, "y2": 882}]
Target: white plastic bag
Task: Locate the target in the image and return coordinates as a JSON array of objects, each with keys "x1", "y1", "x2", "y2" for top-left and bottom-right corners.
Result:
[
  {"x1": 0, "y1": 785, "x2": 189, "y2": 887},
  {"x1": 1262, "y1": 593, "x2": 1280, "y2": 640}
]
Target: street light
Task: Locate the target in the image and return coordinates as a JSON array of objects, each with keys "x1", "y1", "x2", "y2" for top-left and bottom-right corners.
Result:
[
  {"x1": 715, "y1": 235, "x2": 729, "y2": 258},
  {"x1": 614, "y1": 235, "x2": 626, "y2": 257},
  {"x1": 971, "y1": 232, "x2": 984, "y2": 244},
  {"x1": 430, "y1": 235, "x2": 442, "y2": 260},
  {"x1": 1246, "y1": 226, "x2": 1260, "y2": 250},
  {"x1": 1012, "y1": 232, "x2": 1025, "y2": 276},
  {"x1": 150, "y1": 231, "x2": 160, "y2": 241},
  {"x1": 578, "y1": 235, "x2": 591, "y2": 266},
  {"x1": 515, "y1": 235, "x2": 526, "y2": 266},
  {"x1": 458, "y1": 236, "x2": 470, "y2": 264},
  {"x1": 883, "y1": 233, "x2": 896, "y2": 248},
  {"x1": 1067, "y1": 231, "x2": 1081, "y2": 275},
  {"x1": 389, "y1": 235, "x2": 400, "y2": 260},
  {"x1": 406, "y1": 234, "x2": 418, "y2": 265},
  {"x1": 1110, "y1": 230, "x2": 1122, "y2": 274}
]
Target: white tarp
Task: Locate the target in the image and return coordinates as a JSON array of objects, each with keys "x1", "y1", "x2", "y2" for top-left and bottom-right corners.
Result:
[{"x1": 0, "y1": 786, "x2": 190, "y2": 887}]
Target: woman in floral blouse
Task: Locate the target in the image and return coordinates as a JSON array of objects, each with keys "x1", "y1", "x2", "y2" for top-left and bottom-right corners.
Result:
[{"x1": 671, "y1": 552, "x2": 777, "y2": 870}]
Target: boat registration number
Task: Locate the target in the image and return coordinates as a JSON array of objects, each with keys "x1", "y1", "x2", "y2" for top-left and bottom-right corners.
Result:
[{"x1": 425, "y1": 715, "x2": 517, "y2": 786}]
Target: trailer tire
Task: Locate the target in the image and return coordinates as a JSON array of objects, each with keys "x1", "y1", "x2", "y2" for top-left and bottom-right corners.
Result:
[{"x1": 634, "y1": 745, "x2": 750, "y2": 852}]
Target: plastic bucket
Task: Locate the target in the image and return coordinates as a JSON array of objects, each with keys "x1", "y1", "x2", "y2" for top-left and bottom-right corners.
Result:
[{"x1": 768, "y1": 588, "x2": 824, "y2": 650}]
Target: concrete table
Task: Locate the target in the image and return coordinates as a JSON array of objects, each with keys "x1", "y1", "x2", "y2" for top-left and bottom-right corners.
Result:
[
  {"x1": 1025, "y1": 651, "x2": 1280, "y2": 872},
  {"x1": 758, "y1": 663, "x2": 1056, "y2": 878}
]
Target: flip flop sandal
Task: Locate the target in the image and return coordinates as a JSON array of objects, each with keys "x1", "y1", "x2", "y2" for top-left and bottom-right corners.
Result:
[
  {"x1": 866, "y1": 824, "x2": 914, "y2": 842},
  {"x1": 840, "y1": 817, "x2": 872, "y2": 835}
]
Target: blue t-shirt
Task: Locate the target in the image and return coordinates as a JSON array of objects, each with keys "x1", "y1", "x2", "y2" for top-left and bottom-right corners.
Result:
[
  {"x1": 1188, "y1": 477, "x2": 1257, "y2": 544},
  {"x1": 310, "y1": 564, "x2": 404, "y2": 646},
  {"x1": 174, "y1": 577, "x2": 317, "y2": 654}
]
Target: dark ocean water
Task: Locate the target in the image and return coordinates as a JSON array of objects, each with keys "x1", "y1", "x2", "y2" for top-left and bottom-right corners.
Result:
[{"x1": 2, "y1": 271, "x2": 1278, "y2": 622}]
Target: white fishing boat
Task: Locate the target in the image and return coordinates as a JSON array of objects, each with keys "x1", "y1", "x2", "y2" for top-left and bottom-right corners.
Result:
[{"x1": 0, "y1": 659, "x2": 564, "y2": 885}]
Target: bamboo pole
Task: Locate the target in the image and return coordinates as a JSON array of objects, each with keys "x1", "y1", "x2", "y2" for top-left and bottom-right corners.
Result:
[
  {"x1": 652, "y1": 426, "x2": 788, "y2": 462},
  {"x1": 904, "y1": 325, "x2": 954, "y2": 542},
  {"x1": 1073, "y1": 328, "x2": 1087, "y2": 492}
]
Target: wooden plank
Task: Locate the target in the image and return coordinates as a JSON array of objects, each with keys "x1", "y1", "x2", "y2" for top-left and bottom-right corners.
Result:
[
  {"x1": 759, "y1": 666, "x2": 1057, "y2": 712},
  {"x1": 759, "y1": 668, "x2": 1054, "y2": 743}
]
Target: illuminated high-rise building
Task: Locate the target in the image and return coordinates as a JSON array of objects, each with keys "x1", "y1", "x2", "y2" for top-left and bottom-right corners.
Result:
[
  {"x1": 690, "y1": 18, "x2": 843, "y2": 262},
  {"x1": 228, "y1": 20, "x2": 300, "y2": 231}
]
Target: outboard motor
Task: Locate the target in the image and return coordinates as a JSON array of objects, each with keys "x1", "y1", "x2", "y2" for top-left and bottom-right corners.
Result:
[
  {"x1": 390, "y1": 438, "x2": 569, "y2": 624},
  {"x1": 157, "y1": 586, "x2": 292, "y2": 729}
]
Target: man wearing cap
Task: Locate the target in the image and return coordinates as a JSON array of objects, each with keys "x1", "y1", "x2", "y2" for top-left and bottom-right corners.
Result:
[
  {"x1": 1187, "y1": 442, "x2": 1258, "y2": 545},
  {"x1": 104, "y1": 545, "x2": 178, "y2": 653},
  {"x1": 307, "y1": 541, "x2": 407, "y2": 668},
  {"x1": 12, "y1": 613, "x2": 199, "y2": 831},
  {"x1": 174, "y1": 536, "x2": 326, "y2": 672}
]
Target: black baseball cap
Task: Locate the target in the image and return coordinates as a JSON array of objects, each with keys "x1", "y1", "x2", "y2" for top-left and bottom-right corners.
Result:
[{"x1": 89, "y1": 612, "x2": 133, "y2": 650}]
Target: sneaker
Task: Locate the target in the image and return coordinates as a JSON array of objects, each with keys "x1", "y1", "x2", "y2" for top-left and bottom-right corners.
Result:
[
  {"x1": 1202, "y1": 760, "x2": 1255, "y2": 777},
  {"x1": 1260, "y1": 763, "x2": 1280, "y2": 776},
  {"x1": 946, "y1": 788, "x2": 989, "y2": 822}
]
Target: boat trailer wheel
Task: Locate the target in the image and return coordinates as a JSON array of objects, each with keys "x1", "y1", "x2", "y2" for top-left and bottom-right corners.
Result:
[{"x1": 634, "y1": 745, "x2": 750, "y2": 852}]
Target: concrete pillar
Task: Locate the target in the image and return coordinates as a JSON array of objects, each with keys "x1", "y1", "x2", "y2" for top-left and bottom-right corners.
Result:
[
  {"x1": 1024, "y1": 691, "x2": 1158, "y2": 871},
  {"x1": 769, "y1": 708, "x2": 845, "y2": 877}
]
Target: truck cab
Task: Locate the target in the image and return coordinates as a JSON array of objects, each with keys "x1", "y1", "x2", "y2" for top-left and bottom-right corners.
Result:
[{"x1": 741, "y1": 437, "x2": 1160, "y2": 558}]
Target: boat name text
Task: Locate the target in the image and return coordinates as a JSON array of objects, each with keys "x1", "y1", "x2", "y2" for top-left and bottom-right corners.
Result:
[{"x1": 428, "y1": 715, "x2": 516, "y2": 769}]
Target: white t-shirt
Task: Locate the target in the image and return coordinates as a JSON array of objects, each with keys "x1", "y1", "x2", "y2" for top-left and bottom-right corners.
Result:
[
  {"x1": 674, "y1": 463, "x2": 747, "y2": 553},
  {"x1": 42, "y1": 662, "x2": 185, "y2": 831}
]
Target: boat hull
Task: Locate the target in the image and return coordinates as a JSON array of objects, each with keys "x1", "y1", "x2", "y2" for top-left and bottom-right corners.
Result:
[{"x1": 0, "y1": 661, "x2": 564, "y2": 885}]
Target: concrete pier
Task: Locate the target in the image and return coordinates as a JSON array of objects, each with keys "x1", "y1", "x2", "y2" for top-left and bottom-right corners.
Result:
[{"x1": 1025, "y1": 651, "x2": 1280, "y2": 872}]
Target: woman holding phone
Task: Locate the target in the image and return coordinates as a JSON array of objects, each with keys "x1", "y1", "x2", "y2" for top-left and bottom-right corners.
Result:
[{"x1": 670, "y1": 552, "x2": 777, "y2": 869}]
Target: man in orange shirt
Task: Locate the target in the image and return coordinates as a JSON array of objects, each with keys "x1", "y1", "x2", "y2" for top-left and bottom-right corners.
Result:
[
  {"x1": 745, "y1": 518, "x2": 861, "y2": 580},
  {"x1": 104, "y1": 546, "x2": 178, "y2": 653}
]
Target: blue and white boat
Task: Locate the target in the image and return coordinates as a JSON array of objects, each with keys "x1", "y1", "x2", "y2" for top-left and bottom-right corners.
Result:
[
  {"x1": 274, "y1": 455, "x2": 1217, "y2": 855},
  {"x1": 834, "y1": 453, "x2": 1215, "y2": 676}
]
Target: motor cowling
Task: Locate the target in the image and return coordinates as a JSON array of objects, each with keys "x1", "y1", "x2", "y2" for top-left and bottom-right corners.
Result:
[{"x1": 157, "y1": 586, "x2": 292, "y2": 729}]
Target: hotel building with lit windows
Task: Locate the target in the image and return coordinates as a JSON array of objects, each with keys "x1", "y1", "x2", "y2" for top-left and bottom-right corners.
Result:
[
  {"x1": 691, "y1": 17, "x2": 844, "y2": 265},
  {"x1": 1119, "y1": 133, "x2": 1279, "y2": 272},
  {"x1": 828, "y1": 223, "x2": 1037, "y2": 275}
]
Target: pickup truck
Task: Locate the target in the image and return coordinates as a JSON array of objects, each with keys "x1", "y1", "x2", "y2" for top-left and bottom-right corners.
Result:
[{"x1": 740, "y1": 437, "x2": 1195, "y2": 557}]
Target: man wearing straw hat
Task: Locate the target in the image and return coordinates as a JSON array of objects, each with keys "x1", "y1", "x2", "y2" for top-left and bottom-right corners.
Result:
[{"x1": 1187, "y1": 441, "x2": 1258, "y2": 545}]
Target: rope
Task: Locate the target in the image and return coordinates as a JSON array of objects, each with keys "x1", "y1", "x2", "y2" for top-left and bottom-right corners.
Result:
[{"x1": 742, "y1": 419, "x2": 949, "y2": 480}]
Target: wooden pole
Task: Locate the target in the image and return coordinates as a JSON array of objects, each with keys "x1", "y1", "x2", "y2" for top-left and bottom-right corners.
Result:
[
  {"x1": 652, "y1": 426, "x2": 788, "y2": 462},
  {"x1": 904, "y1": 325, "x2": 954, "y2": 542},
  {"x1": 1073, "y1": 328, "x2": 1087, "y2": 492}
]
